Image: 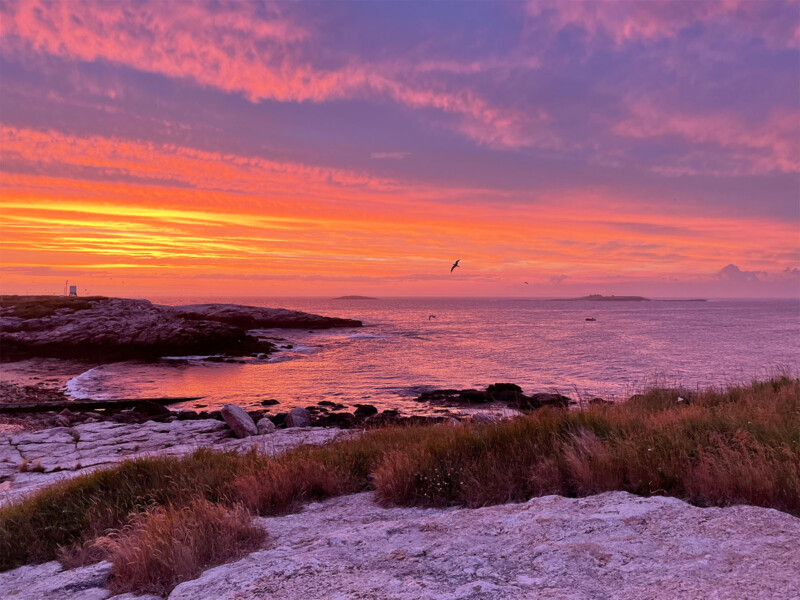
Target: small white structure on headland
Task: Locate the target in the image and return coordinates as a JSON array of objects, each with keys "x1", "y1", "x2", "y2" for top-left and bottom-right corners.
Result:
[{"x1": 69, "y1": 285, "x2": 77, "y2": 296}]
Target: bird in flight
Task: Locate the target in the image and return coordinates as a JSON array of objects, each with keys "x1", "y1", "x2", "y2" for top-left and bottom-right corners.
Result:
[
  {"x1": 524, "y1": 281, "x2": 529, "y2": 285},
  {"x1": 450, "y1": 259, "x2": 460, "y2": 273},
  {"x1": 429, "y1": 315, "x2": 436, "y2": 320}
]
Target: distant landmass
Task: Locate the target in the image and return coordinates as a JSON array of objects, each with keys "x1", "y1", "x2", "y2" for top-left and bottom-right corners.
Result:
[
  {"x1": 554, "y1": 295, "x2": 706, "y2": 302},
  {"x1": 333, "y1": 295, "x2": 378, "y2": 300},
  {"x1": 561, "y1": 294, "x2": 651, "y2": 302}
]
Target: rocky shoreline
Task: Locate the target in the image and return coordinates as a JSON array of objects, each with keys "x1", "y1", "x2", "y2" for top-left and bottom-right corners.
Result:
[{"x1": 0, "y1": 296, "x2": 362, "y2": 362}]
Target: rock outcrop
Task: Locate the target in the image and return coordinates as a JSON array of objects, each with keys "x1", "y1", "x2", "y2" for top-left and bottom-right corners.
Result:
[
  {"x1": 173, "y1": 303, "x2": 362, "y2": 330},
  {"x1": 0, "y1": 296, "x2": 362, "y2": 361},
  {"x1": 415, "y1": 384, "x2": 572, "y2": 411},
  {"x1": 4, "y1": 491, "x2": 797, "y2": 600}
]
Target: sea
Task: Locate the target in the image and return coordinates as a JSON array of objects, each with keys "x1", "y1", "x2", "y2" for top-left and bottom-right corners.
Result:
[{"x1": 64, "y1": 297, "x2": 800, "y2": 416}]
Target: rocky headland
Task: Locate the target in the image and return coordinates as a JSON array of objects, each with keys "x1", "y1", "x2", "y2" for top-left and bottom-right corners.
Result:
[{"x1": 0, "y1": 296, "x2": 362, "y2": 362}]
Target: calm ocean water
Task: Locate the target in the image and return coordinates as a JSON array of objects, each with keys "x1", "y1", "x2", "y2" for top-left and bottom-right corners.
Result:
[{"x1": 66, "y1": 298, "x2": 800, "y2": 415}]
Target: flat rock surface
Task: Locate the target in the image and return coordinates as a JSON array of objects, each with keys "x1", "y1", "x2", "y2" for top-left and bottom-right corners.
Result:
[
  {"x1": 0, "y1": 420, "x2": 352, "y2": 505},
  {"x1": 3, "y1": 491, "x2": 797, "y2": 600},
  {"x1": 172, "y1": 492, "x2": 800, "y2": 600}
]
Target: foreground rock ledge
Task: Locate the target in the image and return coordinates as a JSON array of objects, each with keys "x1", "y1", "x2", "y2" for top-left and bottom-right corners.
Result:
[{"x1": 2, "y1": 491, "x2": 798, "y2": 600}]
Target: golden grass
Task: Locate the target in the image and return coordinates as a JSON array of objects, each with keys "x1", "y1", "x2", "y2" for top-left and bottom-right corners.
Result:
[{"x1": 96, "y1": 499, "x2": 264, "y2": 596}]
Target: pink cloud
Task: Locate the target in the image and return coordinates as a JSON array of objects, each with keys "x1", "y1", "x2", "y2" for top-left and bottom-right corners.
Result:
[
  {"x1": 612, "y1": 99, "x2": 800, "y2": 175},
  {"x1": 0, "y1": 0, "x2": 541, "y2": 150},
  {"x1": 527, "y1": 0, "x2": 799, "y2": 48}
]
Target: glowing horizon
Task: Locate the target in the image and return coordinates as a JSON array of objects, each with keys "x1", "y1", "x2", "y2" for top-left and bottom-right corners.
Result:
[{"x1": 1, "y1": 1, "x2": 798, "y2": 298}]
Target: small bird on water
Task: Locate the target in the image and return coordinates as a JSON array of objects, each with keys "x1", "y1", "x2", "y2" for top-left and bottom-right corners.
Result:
[
  {"x1": 451, "y1": 259, "x2": 460, "y2": 273},
  {"x1": 429, "y1": 315, "x2": 436, "y2": 320}
]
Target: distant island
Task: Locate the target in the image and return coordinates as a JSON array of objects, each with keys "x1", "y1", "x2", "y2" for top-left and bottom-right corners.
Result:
[
  {"x1": 554, "y1": 295, "x2": 706, "y2": 302},
  {"x1": 333, "y1": 295, "x2": 378, "y2": 300},
  {"x1": 561, "y1": 294, "x2": 651, "y2": 301}
]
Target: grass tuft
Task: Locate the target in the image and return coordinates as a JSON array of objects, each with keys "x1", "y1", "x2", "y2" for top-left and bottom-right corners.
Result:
[{"x1": 96, "y1": 499, "x2": 264, "y2": 596}]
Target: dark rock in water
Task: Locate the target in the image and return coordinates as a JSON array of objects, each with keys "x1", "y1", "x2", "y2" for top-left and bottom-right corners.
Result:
[
  {"x1": 176, "y1": 410, "x2": 199, "y2": 421},
  {"x1": 206, "y1": 410, "x2": 223, "y2": 421},
  {"x1": 317, "y1": 401, "x2": 346, "y2": 409},
  {"x1": 314, "y1": 412, "x2": 357, "y2": 428},
  {"x1": 458, "y1": 389, "x2": 491, "y2": 403},
  {"x1": 487, "y1": 383, "x2": 523, "y2": 394},
  {"x1": 415, "y1": 388, "x2": 491, "y2": 405},
  {"x1": 524, "y1": 393, "x2": 571, "y2": 409},
  {"x1": 286, "y1": 406, "x2": 312, "y2": 428},
  {"x1": 271, "y1": 412, "x2": 288, "y2": 427},
  {"x1": 354, "y1": 404, "x2": 378, "y2": 418},
  {"x1": 261, "y1": 399, "x2": 280, "y2": 406},
  {"x1": 247, "y1": 409, "x2": 266, "y2": 422},
  {"x1": 415, "y1": 384, "x2": 572, "y2": 412},
  {"x1": 134, "y1": 401, "x2": 172, "y2": 418},
  {"x1": 221, "y1": 404, "x2": 258, "y2": 438}
]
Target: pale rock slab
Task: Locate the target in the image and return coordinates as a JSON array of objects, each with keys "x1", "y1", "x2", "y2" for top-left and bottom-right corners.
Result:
[{"x1": 168, "y1": 491, "x2": 800, "y2": 600}]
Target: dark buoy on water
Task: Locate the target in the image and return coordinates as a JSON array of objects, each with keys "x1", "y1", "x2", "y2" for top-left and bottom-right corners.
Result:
[{"x1": 586, "y1": 317, "x2": 597, "y2": 322}]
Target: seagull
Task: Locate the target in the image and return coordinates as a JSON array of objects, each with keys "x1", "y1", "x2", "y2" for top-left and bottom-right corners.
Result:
[
  {"x1": 450, "y1": 259, "x2": 460, "y2": 273},
  {"x1": 524, "y1": 281, "x2": 529, "y2": 285}
]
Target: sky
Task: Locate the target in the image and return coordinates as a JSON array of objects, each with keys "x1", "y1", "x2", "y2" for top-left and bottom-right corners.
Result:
[{"x1": 0, "y1": 0, "x2": 798, "y2": 298}]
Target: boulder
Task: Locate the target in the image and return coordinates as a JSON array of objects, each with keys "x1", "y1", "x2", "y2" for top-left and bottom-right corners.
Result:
[
  {"x1": 256, "y1": 417, "x2": 276, "y2": 435},
  {"x1": 221, "y1": 404, "x2": 258, "y2": 438},
  {"x1": 285, "y1": 407, "x2": 312, "y2": 428},
  {"x1": 526, "y1": 393, "x2": 571, "y2": 409},
  {"x1": 354, "y1": 404, "x2": 378, "y2": 418}
]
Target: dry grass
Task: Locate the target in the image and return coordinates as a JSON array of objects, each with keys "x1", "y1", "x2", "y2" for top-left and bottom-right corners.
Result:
[
  {"x1": 96, "y1": 499, "x2": 264, "y2": 596},
  {"x1": 0, "y1": 295, "x2": 107, "y2": 319},
  {"x1": 0, "y1": 377, "x2": 797, "y2": 594}
]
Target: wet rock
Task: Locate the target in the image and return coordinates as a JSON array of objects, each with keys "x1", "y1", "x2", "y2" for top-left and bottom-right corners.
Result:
[
  {"x1": 134, "y1": 401, "x2": 172, "y2": 418},
  {"x1": 176, "y1": 410, "x2": 200, "y2": 421},
  {"x1": 285, "y1": 407, "x2": 312, "y2": 428},
  {"x1": 247, "y1": 410, "x2": 266, "y2": 422},
  {"x1": 260, "y1": 399, "x2": 280, "y2": 406},
  {"x1": 353, "y1": 404, "x2": 378, "y2": 418},
  {"x1": 220, "y1": 404, "x2": 257, "y2": 438},
  {"x1": 314, "y1": 412, "x2": 356, "y2": 428},
  {"x1": 256, "y1": 418, "x2": 276, "y2": 435},
  {"x1": 525, "y1": 392, "x2": 571, "y2": 409}
]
